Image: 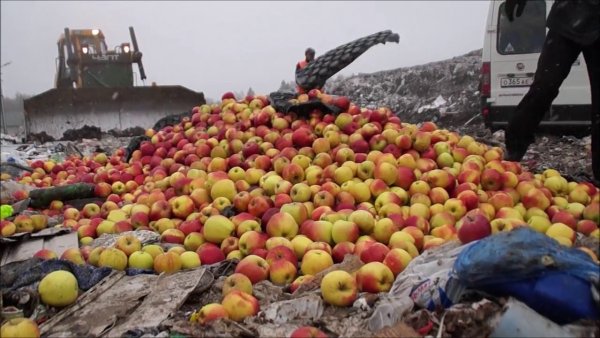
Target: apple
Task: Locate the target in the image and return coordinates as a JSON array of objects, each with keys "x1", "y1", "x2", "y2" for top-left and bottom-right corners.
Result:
[
  {"x1": 60, "y1": 247, "x2": 86, "y2": 265},
  {"x1": 0, "y1": 318, "x2": 40, "y2": 338},
  {"x1": 82, "y1": 203, "x2": 102, "y2": 218},
  {"x1": 170, "y1": 195, "x2": 196, "y2": 219},
  {"x1": 149, "y1": 200, "x2": 172, "y2": 221},
  {"x1": 280, "y1": 202, "x2": 309, "y2": 225},
  {"x1": 457, "y1": 214, "x2": 492, "y2": 244},
  {"x1": 372, "y1": 218, "x2": 399, "y2": 244},
  {"x1": 301, "y1": 249, "x2": 333, "y2": 275},
  {"x1": 551, "y1": 211, "x2": 577, "y2": 230},
  {"x1": 383, "y1": 248, "x2": 413, "y2": 276},
  {"x1": 236, "y1": 219, "x2": 261, "y2": 237},
  {"x1": 211, "y1": 179, "x2": 237, "y2": 202},
  {"x1": 238, "y1": 230, "x2": 267, "y2": 256},
  {"x1": 97, "y1": 247, "x2": 128, "y2": 270},
  {"x1": 13, "y1": 215, "x2": 34, "y2": 233},
  {"x1": 37, "y1": 270, "x2": 79, "y2": 308},
  {"x1": 546, "y1": 222, "x2": 576, "y2": 243},
  {"x1": 196, "y1": 243, "x2": 225, "y2": 265},
  {"x1": 348, "y1": 209, "x2": 376, "y2": 234},
  {"x1": 577, "y1": 220, "x2": 598, "y2": 236},
  {"x1": 128, "y1": 251, "x2": 154, "y2": 270},
  {"x1": 320, "y1": 270, "x2": 358, "y2": 307},
  {"x1": 235, "y1": 255, "x2": 270, "y2": 284},
  {"x1": 266, "y1": 212, "x2": 299, "y2": 239},
  {"x1": 220, "y1": 236, "x2": 239, "y2": 255},
  {"x1": 180, "y1": 251, "x2": 202, "y2": 269},
  {"x1": 331, "y1": 242, "x2": 356, "y2": 263},
  {"x1": 221, "y1": 290, "x2": 260, "y2": 322},
  {"x1": 203, "y1": 215, "x2": 235, "y2": 244},
  {"x1": 526, "y1": 215, "x2": 552, "y2": 233},
  {"x1": 142, "y1": 244, "x2": 164, "y2": 259},
  {"x1": 305, "y1": 241, "x2": 333, "y2": 255},
  {"x1": 401, "y1": 226, "x2": 425, "y2": 250},
  {"x1": 269, "y1": 259, "x2": 297, "y2": 285},
  {"x1": 265, "y1": 237, "x2": 294, "y2": 251},
  {"x1": 331, "y1": 220, "x2": 360, "y2": 244},
  {"x1": 115, "y1": 234, "x2": 142, "y2": 256},
  {"x1": 360, "y1": 242, "x2": 390, "y2": 263},
  {"x1": 223, "y1": 273, "x2": 253, "y2": 296},
  {"x1": 130, "y1": 212, "x2": 150, "y2": 229},
  {"x1": 33, "y1": 248, "x2": 58, "y2": 260},
  {"x1": 583, "y1": 202, "x2": 600, "y2": 223},
  {"x1": 1, "y1": 220, "x2": 17, "y2": 237},
  {"x1": 290, "y1": 326, "x2": 328, "y2": 338},
  {"x1": 300, "y1": 220, "x2": 333, "y2": 244},
  {"x1": 356, "y1": 262, "x2": 395, "y2": 293},
  {"x1": 522, "y1": 188, "x2": 551, "y2": 210},
  {"x1": 291, "y1": 235, "x2": 314, "y2": 259},
  {"x1": 190, "y1": 303, "x2": 229, "y2": 325},
  {"x1": 153, "y1": 252, "x2": 183, "y2": 274},
  {"x1": 265, "y1": 245, "x2": 297, "y2": 266}
]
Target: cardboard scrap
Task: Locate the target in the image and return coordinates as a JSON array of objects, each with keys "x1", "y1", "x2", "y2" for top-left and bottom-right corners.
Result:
[
  {"x1": 39, "y1": 268, "x2": 206, "y2": 337},
  {"x1": 107, "y1": 268, "x2": 206, "y2": 337},
  {"x1": 261, "y1": 294, "x2": 324, "y2": 324},
  {"x1": 0, "y1": 229, "x2": 77, "y2": 266}
]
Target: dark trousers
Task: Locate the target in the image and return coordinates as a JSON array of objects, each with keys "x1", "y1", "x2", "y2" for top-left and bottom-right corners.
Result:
[{"x1": 506, "y1": 29, "x2": 600, "y2": 180}]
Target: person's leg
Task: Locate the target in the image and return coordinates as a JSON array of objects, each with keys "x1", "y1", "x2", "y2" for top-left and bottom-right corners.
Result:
[
  {"x1": 582, "y1": 38, "x2": 600, "y2": 181},
  {"x1": 505, "y1": 30, "x2": 582, "y2": 161}
]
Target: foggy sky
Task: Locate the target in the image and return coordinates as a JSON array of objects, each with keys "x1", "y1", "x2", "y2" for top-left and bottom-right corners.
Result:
[{"x1": 1, "y1": 1, "x2": 489, "y2": 101}]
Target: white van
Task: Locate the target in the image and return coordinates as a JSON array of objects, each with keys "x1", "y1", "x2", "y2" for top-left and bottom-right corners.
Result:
[{"x1": 480, "y1": 0, "x2": 592, "y2": 131}]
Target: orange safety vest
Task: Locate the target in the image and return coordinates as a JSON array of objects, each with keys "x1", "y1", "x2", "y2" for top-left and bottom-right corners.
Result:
[
  {"x1": 296, "y1": 60, "x2": 309, "y2": 94},
  {"x1": 297, "y1": 60, "x2": 309, "y2": 70}
]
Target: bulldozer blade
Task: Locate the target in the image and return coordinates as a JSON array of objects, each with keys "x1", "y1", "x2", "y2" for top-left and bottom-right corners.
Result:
[{"x1": 23, "y1": 86, "x2": 205, "y2": 141}]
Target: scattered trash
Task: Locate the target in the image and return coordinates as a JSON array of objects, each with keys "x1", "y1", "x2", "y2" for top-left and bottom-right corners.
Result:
[
  {"x1": 260, "y1": 294, "x2": 324, "y2": 324},
  {"x1": 39, "y1": 268, "x2": 206, "y2": 337},
  {"x1": 489, "y1": 298, "x2": 599, "y2": 338},
  {"x1": 0, "y1": 180, "x2": 36, "y2": 205},
  {"x1": 369, "y1": 240, "x2": 470, "y2": 332},
  {"x1": 90, "y1": 230, "x2": 160, "y2": 249},
  {"x1": 62, "y1": 125, "x2": 103, "y2": 141},
  {"x1": 0, "y1": 228, "x2": 77, "y2": 265},
  {"x1": 28, "y1": 183, "x2": 96, "y2": 209}
]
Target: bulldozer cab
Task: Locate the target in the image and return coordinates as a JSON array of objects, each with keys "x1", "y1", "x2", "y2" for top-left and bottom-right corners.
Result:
[{"x1": 56, "y1": 28, "x2": 139, "y2": 89}]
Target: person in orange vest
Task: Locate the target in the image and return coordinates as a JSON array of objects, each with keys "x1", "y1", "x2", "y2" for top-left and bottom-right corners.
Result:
[{"x1": 296, "y1": 48, "x2": 316, "y2": 94}]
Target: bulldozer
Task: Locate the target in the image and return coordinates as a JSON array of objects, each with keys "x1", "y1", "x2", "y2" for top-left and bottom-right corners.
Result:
[{"x1": 23, "y1": 27, "x2": 205, "y2": 141}]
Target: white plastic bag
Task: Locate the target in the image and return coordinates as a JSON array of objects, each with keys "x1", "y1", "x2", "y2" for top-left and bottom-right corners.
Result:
[{"x1": 368, "y1": 240, "x2": 471, "y2": 332}]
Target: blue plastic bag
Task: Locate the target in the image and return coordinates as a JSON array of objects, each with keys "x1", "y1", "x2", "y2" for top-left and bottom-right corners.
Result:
[
  {"x1": 453, "y1": 227, "x2": 599, "y2": 286},
  {"x1": 452, "y1": 228, "x2": 600, "y2": 324}
]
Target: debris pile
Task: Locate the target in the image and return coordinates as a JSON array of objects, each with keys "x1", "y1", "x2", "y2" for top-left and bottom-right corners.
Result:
[{"x1": 1, "y1": 90, "x2": 598, "y2": 337}]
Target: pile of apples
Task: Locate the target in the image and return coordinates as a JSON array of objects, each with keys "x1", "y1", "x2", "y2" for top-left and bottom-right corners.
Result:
[{"x1": 2, "y1": 89, "x2": 599, "y2": 325}]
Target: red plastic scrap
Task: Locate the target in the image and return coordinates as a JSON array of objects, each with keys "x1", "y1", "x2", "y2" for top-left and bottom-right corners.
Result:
[{"x1": 417, "y1": 320, "x2": 434, "y2": 335}]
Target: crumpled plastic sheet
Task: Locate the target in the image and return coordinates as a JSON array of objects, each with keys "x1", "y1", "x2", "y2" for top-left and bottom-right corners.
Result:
[
  {"x1": 5, "y1": 258, "x2": 112, "y2": 291},
  {"x1": 368, "y1": 240, "x2": 470, "y2": 332}
]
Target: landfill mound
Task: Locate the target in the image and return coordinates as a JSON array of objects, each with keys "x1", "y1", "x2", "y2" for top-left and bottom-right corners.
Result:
[
  {"x1": 0, "y1": 90, "x2": 599, "y2": 337},
  {"x1": 325, "y1": 49, "x2": 482, "y2": 125}
]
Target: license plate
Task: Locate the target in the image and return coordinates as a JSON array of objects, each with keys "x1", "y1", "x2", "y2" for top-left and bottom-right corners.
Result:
[{"x1": 500, "y1": 77, "x2": 533, "y2": 88}]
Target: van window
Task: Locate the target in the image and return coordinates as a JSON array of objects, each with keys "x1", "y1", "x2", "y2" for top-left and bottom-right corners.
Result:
[{"x1": 497, "y1": 1, "x2": 546, "y2": 55}]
